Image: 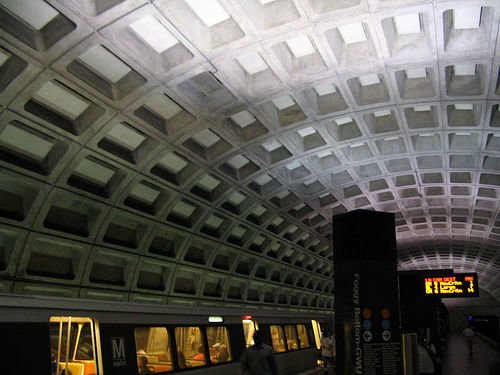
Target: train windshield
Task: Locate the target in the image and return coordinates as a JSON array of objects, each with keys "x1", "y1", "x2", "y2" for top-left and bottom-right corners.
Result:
[{"x1": 49, "y1": 316, "x2": 101, "y2": 375}]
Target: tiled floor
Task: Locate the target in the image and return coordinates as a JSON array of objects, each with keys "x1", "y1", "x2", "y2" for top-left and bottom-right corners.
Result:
[{"x1": 441, "y1": 332, "x2": 500, "y2": 375}]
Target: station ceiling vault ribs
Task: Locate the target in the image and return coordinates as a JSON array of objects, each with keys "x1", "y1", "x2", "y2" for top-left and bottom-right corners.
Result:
[{"x1": 0, "y1": 0, "x2": 499, "y2": 308}]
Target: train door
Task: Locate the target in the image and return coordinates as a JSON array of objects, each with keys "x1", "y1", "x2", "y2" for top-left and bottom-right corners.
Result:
[
  {"x1": 49, "y1": 316, "x2": 102, "y2": 375},
  {"x1": 242, "y1": 316, "x2": 258, "y2": 347},
  {"x1": 311, "y1": 320, "x2": 322, "y2": 349}
]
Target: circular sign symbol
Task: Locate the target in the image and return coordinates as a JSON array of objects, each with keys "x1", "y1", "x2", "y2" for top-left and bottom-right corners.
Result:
[
  {"x1": 363, "y1": 331, "x2": 373, "y2": 342},
  {"x1": 363, "y1": 320, "x2": 372, "y2": 330},
  {"x1": 381, "y1": 308, "x2": 390, "y2": 320},
  {"x1": 382, "y1": 320, "x2": 391, "y2": 330},
  {"x1": 362, "y1": 308, "x2": 372, "y2": 319},
  {"x1": 382, "y1": 330, "x2": 391, "y2": 342}
]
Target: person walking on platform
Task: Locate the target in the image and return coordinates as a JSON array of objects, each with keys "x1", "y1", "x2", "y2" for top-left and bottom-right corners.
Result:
[
  {"x1": 418, "y1": 336, "x2": 435, "y2": 375},
  {"x1": 240, "y1": 330, "x2": 277, "y2": 375},
  {"x1": 320, "y1": 330, "x2": 335, "y2": 375},
  {"x1": 462, "y1": 323, "x2": 476, "y2": 356}
]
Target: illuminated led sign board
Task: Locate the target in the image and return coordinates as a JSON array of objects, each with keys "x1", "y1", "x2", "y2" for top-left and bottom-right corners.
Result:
[{"x1": 423, "y1": 273, "x2": 479, "y2": 298}]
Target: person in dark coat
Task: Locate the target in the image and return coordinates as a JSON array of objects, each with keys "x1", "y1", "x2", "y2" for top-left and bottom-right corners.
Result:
[{"x1": 240, "y1": 330, "x2": 277, "y2": 375}]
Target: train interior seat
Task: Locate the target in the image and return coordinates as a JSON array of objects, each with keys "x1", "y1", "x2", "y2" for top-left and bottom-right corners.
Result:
[{"x1": 60, "y1": 362, "x2": 84, "y2": 375}]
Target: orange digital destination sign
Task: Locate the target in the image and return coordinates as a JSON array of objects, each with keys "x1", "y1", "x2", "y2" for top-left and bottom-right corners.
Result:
[{"x1": 423, "y1": 273, "x2": 479, "y2": 298}]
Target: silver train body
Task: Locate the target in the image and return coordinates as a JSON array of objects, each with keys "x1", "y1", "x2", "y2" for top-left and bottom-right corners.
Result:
[{"x1": 0, "y1": 295, "x2": 332, "y2": 375}]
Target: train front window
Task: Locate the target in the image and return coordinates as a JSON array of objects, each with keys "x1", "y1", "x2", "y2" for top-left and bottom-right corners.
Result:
[
  {"x1": 206, "y1": 326, "x2": 232, "y2": 364},
  {"x1": 175, "y1": 327, "x2": 206, "y2": 368},
  {"x1": 296, "y1": 324, "x2": 311, "y2": 348},
  {"x1": 134, "y1": 327, "x2": 172, "y2": 373},
  {"x1": 49, "y1": 316, "x2": 101, "y2": 375},
  {"x1": 269, "y1": 325, "x2": 286, "y2": 353},
  {"x1": 284, "y1": 325, "x2": 299, "y2": 351}
]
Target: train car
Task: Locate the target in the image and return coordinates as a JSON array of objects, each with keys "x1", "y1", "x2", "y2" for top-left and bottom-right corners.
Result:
[{"x1": 0, "y1": 294, "x2": 332, "y2": 375}]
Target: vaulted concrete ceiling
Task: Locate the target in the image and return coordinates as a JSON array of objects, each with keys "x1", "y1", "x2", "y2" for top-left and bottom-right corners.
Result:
[{"x1": 0, "y1": 0, "x2": 498, "y2": 309}]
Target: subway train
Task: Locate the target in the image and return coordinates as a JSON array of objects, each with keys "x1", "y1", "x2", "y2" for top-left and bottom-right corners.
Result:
[{"x1": 0, "y1": 294, "x2": 331, "y2": 375}]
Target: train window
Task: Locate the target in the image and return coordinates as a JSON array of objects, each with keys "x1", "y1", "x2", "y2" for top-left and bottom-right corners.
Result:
[
  {"x1": 296, "y1": 324, "x2": 311, "y2": 348},
  {"x1": 175, "y1": 327, "x2": 206, "y2": 368},
  {"x1": 284, "y1": 325, "x2": 299, "y2": 351},
  {"x1": 134, "y1": 327, "x2": 173, "y2": 373},
  {"x1": 242, "y1": 318, "x2": 258, "y2": 347},
  {"x1": 206, "y1": 326, "x2": 232, "y2": 364},
  {"x1": 49, "y1": 316, "x2": 101, "y2": 375},
  {"x1": 269, "y1": 325, "x2": 286, "y2": 353}
]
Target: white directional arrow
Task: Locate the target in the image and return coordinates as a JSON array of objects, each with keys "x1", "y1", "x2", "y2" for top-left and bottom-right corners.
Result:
[
  {"x1": 363, "y1": 330, "x2": 373, "y2": 342},
  {"x1": 382, "y1": 330, "x2": 391, "y2": 342}
]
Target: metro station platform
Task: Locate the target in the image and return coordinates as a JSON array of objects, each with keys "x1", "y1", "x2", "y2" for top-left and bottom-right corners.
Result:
[
  {"x1": 441, "y1": 332, "x2": 500, "y2": 375},
  {"x1": 303, "y1": 331, "x2": 500, "y2": 375}
]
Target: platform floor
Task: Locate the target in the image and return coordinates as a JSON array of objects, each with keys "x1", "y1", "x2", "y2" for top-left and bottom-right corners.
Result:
[
  {"x1": 298, "y1": 332, "x2": 500, "y2": 375},
  {"x1": 441, "y1": 332, "x2": 500, "y2": 375}
]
